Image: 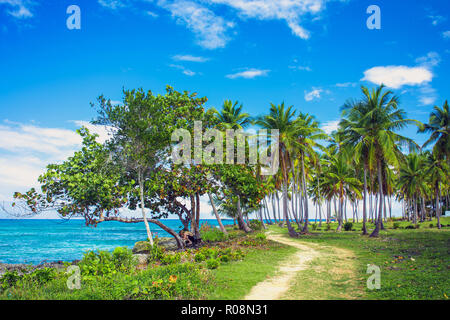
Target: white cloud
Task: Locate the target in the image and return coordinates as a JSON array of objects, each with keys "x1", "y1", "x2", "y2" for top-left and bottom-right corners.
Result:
[
  {"x1": 321, "y1": 119, "x2": 339, "y2": 134},
  {"x1": 172, "y1": 54, "x2": 209, "y2": 62},
  {"x1": 289, "y1": 65, "x2": 311, "y2": 71},
  {"x1": 335, "y1": 82, "x2": 357, "y2": 88},
  {"x1": 0, "y1": 121, "x2": 111, "y2": 204},
  {"x1": 207, "y1": 0, "x2": 327, "y2": 39},
  {"x1": 169, "y1": 64, "x2": 197, "y2": 76},
  {"x1": 443, "y1": 31, "x2": 450, "y2": 39},
  {"x1": 157, "y1": 0, "x2": 234, "y2": 49},
  {"x1": 0, "y1": 0, "x2": 33, "y2": 19},
  {"x1": 98, "y1": 0, "x2": 127, "y2": 10},
  {"x1": 415, "y1": 51, "x2": 441, "y2": 68},
  {"x1": 146, "y1": 10, "x2": 159, "y2": 17},
  {"x1": 428, "y1": 14, "x2": 446, "y2": 26},
  {"x1": 362, "y1": 65, "x2": 433, "y2": 89},
  {"x1": 304, "y1": 88, "x2": 322, "y2": 101},
  {"x1": 419, "y1": 96, "x2": 436, "y2": 106},
  {"x1": 226, "y1": 68, "x2": 269, "y2": 79}
]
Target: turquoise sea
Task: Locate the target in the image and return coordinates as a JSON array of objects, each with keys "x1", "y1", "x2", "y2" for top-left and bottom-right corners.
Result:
[{"x1": 0, "y1": 219, "x2": 235, "y2": 265}]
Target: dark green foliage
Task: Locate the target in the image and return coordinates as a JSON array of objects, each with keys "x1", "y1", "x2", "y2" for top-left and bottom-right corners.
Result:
[
  {"x1": 344, "y1": 222, "x2": 353, "y2": 231},
  {"x1": 206, "y1": 258, "x2": 220, "y2": 269},
  {"x1": 248, "y1": 220, "x2": 263, "y2": 231}
]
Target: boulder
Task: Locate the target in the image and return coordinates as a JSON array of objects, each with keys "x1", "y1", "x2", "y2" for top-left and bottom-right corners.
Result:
[
  {"x1": 157, "y1": 237, "x2": 179, "y2": 250},
  {"x1": 132, "y1": 237, "x2": 179, "y2": 253},
  {"x1": 132, "y1": 241, "x2": 152, "y2": 254},
  {"x1": 133, "y1": 254, "x2": 149, "y2": 266}
]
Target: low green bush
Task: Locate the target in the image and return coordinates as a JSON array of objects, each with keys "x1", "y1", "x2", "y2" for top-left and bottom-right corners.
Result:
[
  {"x1": 201, "y1": 228, "x2": 228, "y2": 242},
  {"x1": 393, "y1": 222, "x2": 400, "y2": 229},
  {"x1": 206, "y1": 258, "x2": 220, "y2": 270},
  {"x1": 344, "y1": 222, "x2": 353, "y2": 231},
  {"x1": 248, "y1": 220, "x2": 263, "y2": 231}
]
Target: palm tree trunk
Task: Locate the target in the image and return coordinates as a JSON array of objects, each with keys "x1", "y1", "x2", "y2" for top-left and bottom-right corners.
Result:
[
  {"x1": 208, "y1": 192, "x2": 227, "y2": 235},
  {"x1": 436, "y1": 183, "x2": 441, "y2": 229},
  {"x1": 236, "y1": 195, "x2": 252, "y2": 233},
  {"x1": 370, "y1": 160, "x2": 384, "y2": 237},
  {"x1": 301, "y1": 154, "x2": 309, "y2": 233}
]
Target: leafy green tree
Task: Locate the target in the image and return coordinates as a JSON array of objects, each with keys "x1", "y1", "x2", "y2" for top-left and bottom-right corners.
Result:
[{"x1": 420, "y1": 100, "x2": 449, "y2": 161}]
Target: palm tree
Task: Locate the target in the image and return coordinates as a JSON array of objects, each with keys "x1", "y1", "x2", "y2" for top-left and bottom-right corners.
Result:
[
  {"x1": 212, "y1": 100, "x2": 252, "y2": 130},
  {"x1": 341, "y1": 85, "x2": 419, "y2": 237},
  {"x1": 211, "y1": 99, "x2": 252, "y2": 233},
  {"x1": 256, "y1": 103, "x2": 299, "y2": 237},
  {"x1": 397, "y1": 153, "x2": 428, "y2": 224},
  {"x1": 419, "y1": 100, "x2": 449, "y2": 161},
  {"x1": 323, "y1": 150, "x2": 362, "y2": 231},
  {"x1": 424, "y1": 152, "x2": 449, "y2": 229},
  {"x1": 294, "y1": 112, "x2": 327, "y2": 233}
]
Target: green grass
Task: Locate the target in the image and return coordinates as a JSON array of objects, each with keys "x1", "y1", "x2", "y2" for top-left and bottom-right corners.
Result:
[
  {"x1": 206, "y1": 239, "x2": 296, "y2": 299},
  {"x1": 270, "y1": 216, "x2": 450, "y2": 300}
]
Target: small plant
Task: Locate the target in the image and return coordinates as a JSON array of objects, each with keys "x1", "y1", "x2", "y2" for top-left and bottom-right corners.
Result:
[
  {"x1": 311, "y1": 224, "x2": 318, "y2": 231},
  {"x1": 429, "y1": 223, "x2": 434, "y2": 228},
  {"x1": 201, "y1": 228, "x2": 227, "y2": 242},
  {"x1": 393, "y1": 222, "x2": 400, "y2": 229},
  {"x1": 255, "y1": 233, "x2": 266, "y2": 241},
  {"x1": 206, "y1": 258, "x2": 220, "y2": 269},
  {"x1": 344, "y1": 222, "x2": 353, "y2": 231},
  {"x1": 248, "y1": 220, "x2": 263, "y2": 231},
  {"x1": 194, "y1": 252, "x2": 206, "y2": 262},
  {"x1": 325, "y1": 224, "x2": 331, "y2": 231},
  {"x1": 405, "y1": 225, "x2": 415, "y2": 229},
  {"x1": 415, "y1": 224, "x2": 421, "y2": 229}
]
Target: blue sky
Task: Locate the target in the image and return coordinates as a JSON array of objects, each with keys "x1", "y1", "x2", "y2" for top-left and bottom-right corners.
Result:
[{"x1": 0, "y1": 0, "x2": 449, "y2": 218}]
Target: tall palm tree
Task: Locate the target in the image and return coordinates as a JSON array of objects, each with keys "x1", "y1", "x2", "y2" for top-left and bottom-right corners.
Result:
[
  {"x1": 397, "y1": 153, "x2": 428, "y2": 224},
  {"x1": 419, "y1": 100, "x2": 449, "y2": 161},
  {"x1": 211, "y1": 99, "x2": 252, "y2": 233},
  {"x1": 323, "y1": 150, "x2": 362, "y2": 231},
  {"x1": 424, "y1": 152, "x2": 449, "y2": 229},
  {"x1": 212, "y1": 100, "x2": 252, "y2": 130},
  {"x1": 256, "y1": 102, "x2": 299, "y2": 237},
  {"x1": 294, "y1": 112, "x2": 327, "y2": 233},
  {"x1": 341, "y1": 85, "x2": 419, "y2": 237}
]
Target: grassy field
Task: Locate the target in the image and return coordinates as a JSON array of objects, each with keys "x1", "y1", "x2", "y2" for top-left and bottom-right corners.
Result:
[
  {"x1": 207, "y1": 239, "x2": 296, "y2": 299},
  {"x1": 1, "y1": 218, "x2": 448, "y2": 300},
  {"x1": 269, "y1": 216, "x2": 450, "y2": 300}
]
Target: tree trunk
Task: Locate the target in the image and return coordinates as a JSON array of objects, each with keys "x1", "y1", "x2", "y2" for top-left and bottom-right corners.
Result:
[
  {"x1": 208, "y1": 192, "x2": 227, "y2": 235},
  {"x1": 301, "y1": 154, "x2": 309, "y2": 233},
  {"x1": 236, "y1": 195, "x2": 252, "y2": 233},
  {"x1": 436, "y1": 183, "x2": 441, "y2": 229},
  {"x1": 283, "y1": 182, "x2": 298, "y2": 237},
  {"x1": 138, "y1": 170, "x2": 154, "y2": 246},
  {"x1": 370, "y1": 160, "x2": 384, "y2": 237}
]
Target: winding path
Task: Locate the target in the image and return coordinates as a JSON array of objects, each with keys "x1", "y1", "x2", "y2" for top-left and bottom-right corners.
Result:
[{"x1": 244, "y1": 232, "x2": 322, "y2": 300}]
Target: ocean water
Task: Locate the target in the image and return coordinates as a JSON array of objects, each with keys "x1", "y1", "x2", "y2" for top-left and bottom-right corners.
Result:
[{"x1": 0, "y1": 219, "x2": 235, "y2": 265}]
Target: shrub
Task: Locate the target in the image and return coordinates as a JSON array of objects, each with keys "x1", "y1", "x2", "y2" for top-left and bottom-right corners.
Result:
[
  {"x1": 248, "y1": 220, "x2": 263, "y2": 231},
  {"x1": 405, "y1": 225, "x2": 415, "y2": 229},
  {"x1": 393, "y1": 222, "x2": 400, "y2": 229},
  {"x1": 194, "y1": 253, "x2": 206, "y2": 262},
  {"x1": 344, "y1": 222, "x2": 353, "y2": 231},
  {"x1": 206, "y1": 258, "x2": 220, "y2": 270},
  {"x1": 311, "y1": 224, "x2": 318, "y2": 231},
  {"x1": 429, "y1": 223, "x2": 434, "y2": 228},
  {"x1": 0, "y1": 270, "x2": 21, "y2": 292},
  {"x1": 201, "y1": 228, "x2": 227, "y2": 242},
  {"x1": 255, "y1": 233, "x2": 266, "y2": 241},
  {"x1": 219, "y1": 255, "x2": 230, "y2": 263},
  {"x1": 78, "y1": 247, "x2": 136, "y2": 281},
  {"x1": 325, "y1": 224, "x2": 331, "y2": 231},
  {"x1": 160, "y1": 252, "x2": 182, "y2": 265},
  {"x1": 415, "y1": 224, "x2": 421, "y2": 229}
]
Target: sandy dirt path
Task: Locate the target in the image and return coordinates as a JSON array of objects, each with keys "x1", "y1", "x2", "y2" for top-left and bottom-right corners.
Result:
[{"x1": 244, "y1": 233, "x2": 322, "y2": 300}]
